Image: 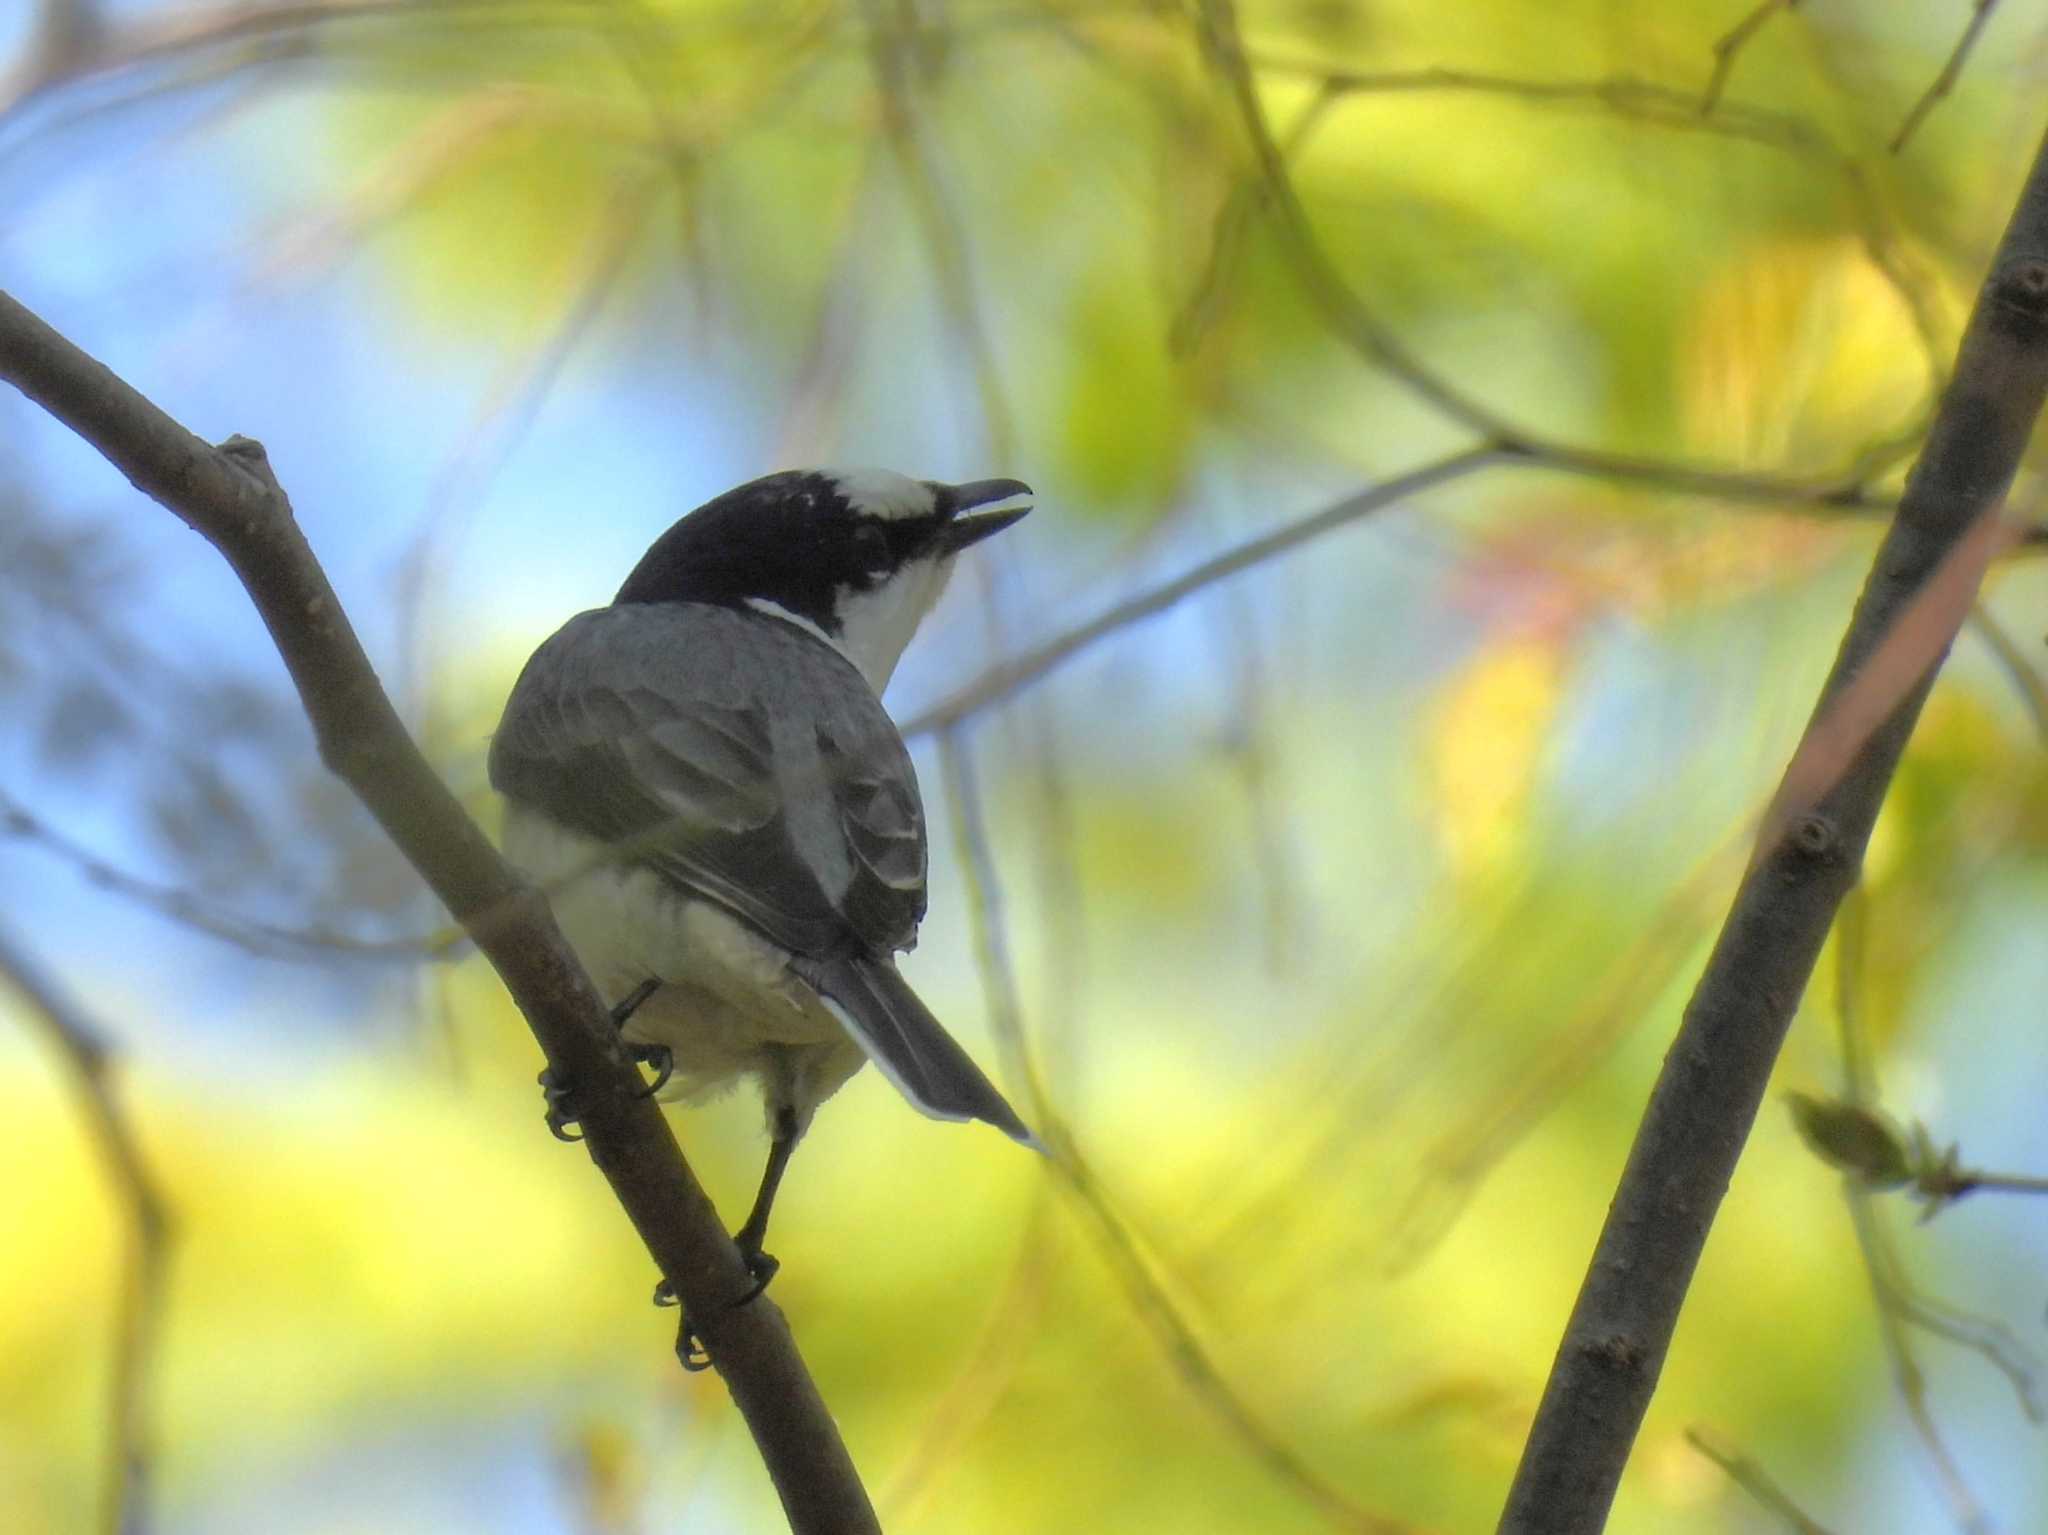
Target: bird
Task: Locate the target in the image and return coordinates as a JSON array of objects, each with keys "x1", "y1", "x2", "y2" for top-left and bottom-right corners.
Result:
[{"x1": 488, "y1": 467, "x2": 1039, "y2": 1355}]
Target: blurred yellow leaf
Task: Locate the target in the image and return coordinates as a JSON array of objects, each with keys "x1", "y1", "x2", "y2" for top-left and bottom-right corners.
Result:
[{"x1": 1424, "y1": 635, "x2": 1564, "y2": 877}]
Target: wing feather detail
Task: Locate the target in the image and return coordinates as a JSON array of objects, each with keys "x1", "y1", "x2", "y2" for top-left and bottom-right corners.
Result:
[{"x1": 489, "y1": 603, "x2": 927, "y2": 957}]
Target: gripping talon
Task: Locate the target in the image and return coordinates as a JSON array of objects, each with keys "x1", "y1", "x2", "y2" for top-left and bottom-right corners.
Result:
[
  {"x1": 632, "y1": 1041, "x2": 674, "y2": 1099},
  {"x1": 677, "y1": 1321, "x2": 712, "y2": 1372},
  {"x1": 539, "y1": 1068, "x2": 585, "y2": 1142},
  {"x1": 735, "y1": 1249, "x2": 780, "y2": 1307},
  {"x1": 656, "y1": 1245, "x2": 780, "y2": 1372}
]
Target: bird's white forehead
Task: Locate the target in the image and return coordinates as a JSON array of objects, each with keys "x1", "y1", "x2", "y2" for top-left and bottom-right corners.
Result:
[{"x1": 825, "y1": 467, "x2": 937, "y2": 521}]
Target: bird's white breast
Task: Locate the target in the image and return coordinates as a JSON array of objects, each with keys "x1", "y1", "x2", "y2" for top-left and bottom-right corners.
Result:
[{"x1": 500, "y1": 807, "x2": 849, "y2": 1100}]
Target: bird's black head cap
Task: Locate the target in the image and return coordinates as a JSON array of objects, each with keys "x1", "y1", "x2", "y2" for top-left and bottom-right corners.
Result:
[{"x1": 612, "y1": 469, "x2": 1030, "y2": 636}]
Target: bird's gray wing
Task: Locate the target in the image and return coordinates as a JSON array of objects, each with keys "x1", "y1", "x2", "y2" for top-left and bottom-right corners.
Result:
[{"x1": 488, "y1": 603, "x2": 925, "y2": 958}]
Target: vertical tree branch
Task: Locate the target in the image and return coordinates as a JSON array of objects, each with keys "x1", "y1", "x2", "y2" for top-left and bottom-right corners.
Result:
[
  {"x1": 0, "y1": 289, "x2": 879, "y2": 1535},
  {"x1": 1496, "y1": 123, "x2": 2048, "y2": 1533}
]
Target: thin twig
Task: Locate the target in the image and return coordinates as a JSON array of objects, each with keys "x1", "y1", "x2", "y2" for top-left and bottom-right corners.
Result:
[
  {"x1": 903, "y1": 431, "x2": 1913, "y2": 745},
  {"x1": 1951, "y1": 1170, "x2": 2048, "y2": 1195},
  {"x1": 1196, "y1": 4, "x2": 1945, "y2": 486},
  {"x1": 392, "y1": 169, "x2": 651, "y2": 720},
  {"x1": 877, "y1": 1194, "x2": 1056, "y2": 1521},
  {"x1": 1965, "y1": 602, "x2": 2048, "y2": 741},
  {"x1": 1495, "y1": 119, "x2": 2048, "y2": 1534},
  {"x1": 1701, "y1": 0, "x2": 1803, "y2": 118},
  {"x1": 937, "y1": 732, "x2": 1422, "y2": 1535},
  {"x1": 1891, "y1": 0, "x2": 2003, "y2": 155},
  {"x1": 0, "y1": 0, "x2": 599, "y2": 130},
  {"x1": 0, "y1": 289, "x2": 880, "y2": 1535},
  {"x1": 0, "y1": 923, "x2": 170, "y2": 1535},
  {"x1": 1860, "y1": 1186, "x2": 2046, "y2": 1420},
  {"x1": 1684, "y1": 1425, "x2": 1835, "y2": 1534},
  {"x1": 862, "y1": 0, "x2": 1017, "y2": 466},
  {"x1": 1191, "y1": 3, "x2": 1517, "y2": 441},
  {"x1": 1835, "y1": 912, "x2": 2048, "y2": 1432},
  {"x1": 1846, "y1": 1192, "x2": 1994, "y2": 1534},
  {"x1": 1835, "y1": 892, "x2": 2035, "y2": 1530},
  {"x1": 905, "y1": 445, "x2": 1500, "y2": 735},
  {"x1": 1245, "y1": 58, "x2": 1951, "y2": 394},
  {"x1": 0, "y1": 785, "x2": 446, "y2": 963}
]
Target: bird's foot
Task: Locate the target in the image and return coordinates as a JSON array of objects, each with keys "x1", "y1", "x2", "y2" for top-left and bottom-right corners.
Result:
[
  {"x1": 538, "y1": 1067, "x2": 584, "y2": 1142},
  {"x1": 658, "y1": 1245, "x2": 781, "y2": 1372},
  {"x1": 628, "y1": 1040, "x2": 673, "y2": 1099},
  {"x1": 537, "y1": 980, "x2": 669, "y2": 1136}
]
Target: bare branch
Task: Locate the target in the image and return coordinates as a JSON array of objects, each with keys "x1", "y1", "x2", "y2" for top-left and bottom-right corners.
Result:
[
  {"x1": 1891, "y1": 1, "x2": 2004, "y2": 155},
  {"x1": 391, "y1": 169, "x2": 652, "y2": 716},
  {"x1": 938, "y1": 732, "x2": 1420, "y2": 1535},
  {"x1": 0, "y1": 288, "x2": 879, "y2": 1535},
  {"x1": 1966, "y1": 601, "x2": 2048, "y2": 740},
  {"x1": 1833, "y1": 894, "x2": 2047, "y2": 1432},
  {"x1": 1197, "y1": 5, "x2": 1946, "y2": 485},
  {"x1": 878, "y1": 1197, "x2": 1056, "y2": 1521},
  {"x1": 902, "y1": 429, "x2": 1919, "y2": 749},
  {"x1": 0, "y1": 0, "x2": 581, "y2": 130},
  {"x1": 1239, "y1": 57, "x2": 1952, "y2": 402},
  {"x1": 1846, "y1": 1193, "x2": 1994, "y2": 1534},
  {"x1": 1496, "y1": 121, "x2": 2048, "y2": 1534},
  {"x1": 862, "y1": 0, "x2": 1018, "y2": 465},
  {"x1": 0, "y1": 784, "x2": 450, "y2": 963},
  {"x1": 1191, "y1": 6, "x2": 1518, "y2": 441},
  {"x1": 1700, "y1": 0, "x2": 1803, "y2": 118},
  {"x1": 1865, "y1": 1195, "x2": 2048, "y2": 1424},
  {"x1": 1683, "y1": 1425, "x2": 1834, "y2": 1535},
  {"x1": 0, "y1": 922, "x2": 170, "y2": 1535},
  {"x1": 905, "y1": 446, "x2": 1499, "y2": 735}
]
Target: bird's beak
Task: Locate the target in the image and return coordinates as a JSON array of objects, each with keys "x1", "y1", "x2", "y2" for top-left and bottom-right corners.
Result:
[{"x1": 931, "y1": 478, "x2": 1032, "y2": 555}]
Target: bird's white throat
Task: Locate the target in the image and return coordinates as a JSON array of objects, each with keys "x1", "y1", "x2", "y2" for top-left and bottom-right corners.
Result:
[{"x1": 745, "y1": 555, "x2": 956, "y2": 695}]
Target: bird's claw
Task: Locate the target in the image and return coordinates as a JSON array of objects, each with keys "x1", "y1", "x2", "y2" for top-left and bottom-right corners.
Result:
[
  {"x1": 538, "y1": 1037, "x2": 666, "y2": 1137},
  {"x1": 630, "y1": 1041, "x2": 673, "y2": 1099},
  {"x1": 736, "y1": 1248, "x2": 780, "y2": 1306},
  {"x1": 538, "y1": 1067, "x2": 584, "y2": 1142},
  {"x1": 678, "y1": 1325, "x2": 713, "y2": 1371},
  {"x1": 659, "y1": 1245, "x2": 781, "y2": 1372}
]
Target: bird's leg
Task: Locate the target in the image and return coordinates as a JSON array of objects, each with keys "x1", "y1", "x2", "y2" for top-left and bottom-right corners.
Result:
[
  {"x1": 537, "y1": 976, "x2": 667, "y2": 1139},
  {"x1": 732, "y1": 1104, "x2": 800, "y2": 1291},
  {"x1": 611, "y1": 979, "x2": 673, "y2": 1097},
  {"x1": 668, "y1": 1105, "x2": 802, "y2": 1371}
]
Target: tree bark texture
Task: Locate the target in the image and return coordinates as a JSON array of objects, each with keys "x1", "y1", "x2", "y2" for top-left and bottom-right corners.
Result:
[
  {"x1": 0, "y1": 288, "x2": 882, "y2": 1535},
  {"x1": 1497, "y1": 125, "x2": 2048, "y2": 1534}
]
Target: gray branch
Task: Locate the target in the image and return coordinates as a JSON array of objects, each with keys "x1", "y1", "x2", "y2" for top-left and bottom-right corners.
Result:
[
  {"x1": 0, "y1": 288, "x2": 880, "y2": 1535},
  {"x1": 1495, "y1": 123, "x2": 2048, "y2": 1534}
]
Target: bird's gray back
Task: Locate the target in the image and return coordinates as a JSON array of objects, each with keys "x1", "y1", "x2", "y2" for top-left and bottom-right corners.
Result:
[{"x1": 490, "y1": 603, "x2": 927, "y2": 959}]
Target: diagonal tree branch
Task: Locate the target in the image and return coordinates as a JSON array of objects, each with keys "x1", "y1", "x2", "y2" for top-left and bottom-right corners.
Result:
[
  {"x1": 1495, "y1": 121, "x2": 2048, "y2": 1535},
  {"x1": 937, "y1": 731, "x2": 1418, "y2": 1535},
  {"x1": 1890, "y1": 0, "x2": 2003, "y2": 156},
  {"x1": 903, "y1": 445, "x2": 1502, "y2": 735},
  {"x1": 0, "y1": 287, "x2": 879, "y2": 1535}
]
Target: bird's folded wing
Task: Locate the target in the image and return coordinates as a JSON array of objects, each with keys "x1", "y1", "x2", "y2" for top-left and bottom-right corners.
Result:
[{"x1": 489, "y1": 603, "x2": 925, "y2": 958}]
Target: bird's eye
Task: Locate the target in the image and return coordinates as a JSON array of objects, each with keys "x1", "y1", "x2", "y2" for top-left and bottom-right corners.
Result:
[{"x1": 852, "y1": 523, "x2": 890, "y2": 567}]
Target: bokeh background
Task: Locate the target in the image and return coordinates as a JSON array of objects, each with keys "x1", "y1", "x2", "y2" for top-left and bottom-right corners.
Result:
[{"x1": 4, "y1": 2, "x2": 2048, "y2": 1532}]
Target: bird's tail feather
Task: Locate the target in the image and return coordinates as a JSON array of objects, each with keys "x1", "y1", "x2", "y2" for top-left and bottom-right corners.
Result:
[{"x1": 797, "y1": 954, "x2": 1040, "y2": 1149}]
